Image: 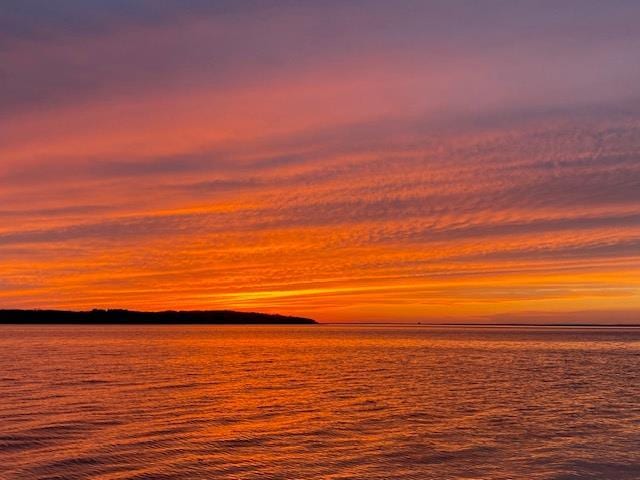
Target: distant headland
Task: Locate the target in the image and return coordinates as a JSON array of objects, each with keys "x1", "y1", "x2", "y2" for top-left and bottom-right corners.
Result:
[{"x1": 0, "y1": 309, "x2": 316, "y2": 325}]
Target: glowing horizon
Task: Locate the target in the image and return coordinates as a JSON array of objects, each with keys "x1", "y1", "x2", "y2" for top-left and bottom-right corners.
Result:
[{"x1": 2, "y1": 1, "x2": 639, "y2": 322}]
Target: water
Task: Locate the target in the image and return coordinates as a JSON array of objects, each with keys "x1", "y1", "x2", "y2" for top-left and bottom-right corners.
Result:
[{"x1": 1, "y1": 325, "x2": 640, "y2": 479}]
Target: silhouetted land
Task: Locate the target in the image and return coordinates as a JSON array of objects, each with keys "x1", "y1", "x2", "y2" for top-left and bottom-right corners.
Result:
[{"x1": 0, "y1": 309, "x2": 316, "y2": 325}]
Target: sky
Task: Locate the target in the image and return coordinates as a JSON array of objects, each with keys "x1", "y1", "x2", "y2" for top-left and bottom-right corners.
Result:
[{"x1": 1, "y1": 1, "x2": 639, "y2": 322}]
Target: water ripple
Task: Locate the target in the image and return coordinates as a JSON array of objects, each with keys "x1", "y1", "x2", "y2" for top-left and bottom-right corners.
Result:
[{"x1": 1, "y1": 326, "x2": 640, "y2": 479}]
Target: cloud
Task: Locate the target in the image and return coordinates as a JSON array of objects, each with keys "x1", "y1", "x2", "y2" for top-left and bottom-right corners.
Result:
[{"x1": 1, "y1": 1, "x2": 639, "y2": 318}]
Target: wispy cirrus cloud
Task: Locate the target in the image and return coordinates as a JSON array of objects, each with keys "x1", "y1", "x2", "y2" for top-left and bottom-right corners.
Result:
[{"x1": 1, "y1": 1, "x2": 639, "y2": 320}]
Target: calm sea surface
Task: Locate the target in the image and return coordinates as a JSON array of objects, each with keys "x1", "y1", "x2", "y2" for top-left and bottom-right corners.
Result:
[{"x1": 1, "y1": 325, "x2": 640, "y2": 479}]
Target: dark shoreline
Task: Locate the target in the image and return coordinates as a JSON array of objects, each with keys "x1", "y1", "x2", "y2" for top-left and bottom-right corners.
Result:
[{"x1": 0, "y1": 309, "x2": 316, "y2": 325}]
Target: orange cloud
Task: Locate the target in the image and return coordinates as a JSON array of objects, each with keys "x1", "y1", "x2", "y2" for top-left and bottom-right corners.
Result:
[{"x1": 2, "y1": 2, "x2": 640, "y2": 322}]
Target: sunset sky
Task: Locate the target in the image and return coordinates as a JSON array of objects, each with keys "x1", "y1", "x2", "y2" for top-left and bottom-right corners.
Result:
[{"x1": 1, "y1": 1, "x2": 639, "y2": 322}]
